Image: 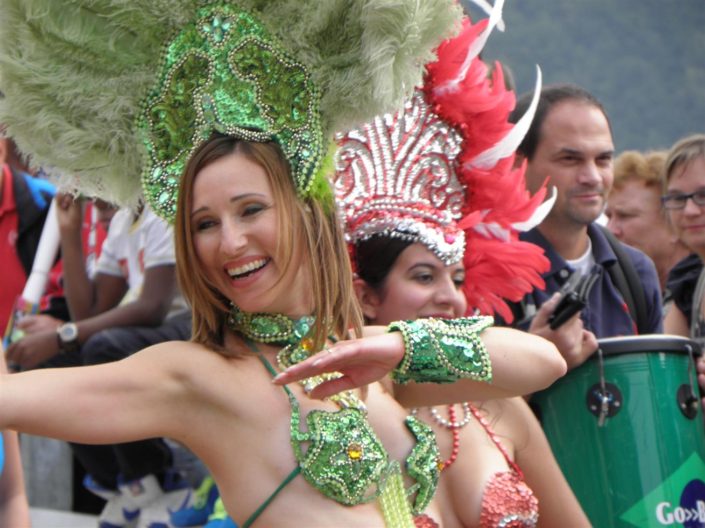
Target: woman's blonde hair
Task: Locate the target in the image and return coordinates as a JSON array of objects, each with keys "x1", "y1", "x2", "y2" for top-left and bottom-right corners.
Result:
[
  {"x1": 174, "y1": 134, "x2": 362, "y2": 355},
  {"x1": 663, "y1": 133, "x2": 705, "y2": 192}
]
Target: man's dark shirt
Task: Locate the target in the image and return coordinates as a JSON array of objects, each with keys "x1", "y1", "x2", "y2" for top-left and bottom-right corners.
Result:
[{"x1": 500, "y1": 223, "x2": 663, "y2": 337}]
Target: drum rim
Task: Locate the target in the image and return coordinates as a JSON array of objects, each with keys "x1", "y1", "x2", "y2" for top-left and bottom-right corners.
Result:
[{"x1": 595, "y1": 334, "x2": 703, "y2": 357}]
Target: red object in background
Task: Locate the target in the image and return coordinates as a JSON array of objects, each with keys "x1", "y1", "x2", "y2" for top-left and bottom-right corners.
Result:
[
  {"x1": 41, "y1": 200, "x2": 109, "y2": 312},
  {"x1": 0, "y1": 165, "x2": 29, "y2": 333}
]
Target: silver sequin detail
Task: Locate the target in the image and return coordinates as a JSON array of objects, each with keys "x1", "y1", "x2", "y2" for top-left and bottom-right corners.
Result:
[{"x1": 335, "y1": 90, "x2": 465, "y2": 265}]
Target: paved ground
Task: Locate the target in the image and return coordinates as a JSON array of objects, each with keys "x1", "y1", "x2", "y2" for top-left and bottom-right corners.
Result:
[{"x1": 30, "y1": 507, "x2": 97, "y2": 528}]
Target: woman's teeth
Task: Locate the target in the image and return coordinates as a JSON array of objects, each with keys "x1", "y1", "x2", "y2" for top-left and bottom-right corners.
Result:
[{"x1": 227, "y1": 258, "x2": 268, "y2": 278}]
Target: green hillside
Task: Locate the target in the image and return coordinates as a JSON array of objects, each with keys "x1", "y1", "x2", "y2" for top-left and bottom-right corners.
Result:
[{"x1": 462, "y1": 0, "x2": 705, "y2": 152}]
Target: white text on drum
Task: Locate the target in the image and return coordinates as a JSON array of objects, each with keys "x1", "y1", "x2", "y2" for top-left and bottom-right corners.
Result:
[{"x1": 656, "y1": 501, "x2": 705, "y2": 524}]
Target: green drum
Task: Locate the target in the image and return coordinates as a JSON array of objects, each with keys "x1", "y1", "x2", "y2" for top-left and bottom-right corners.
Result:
[{"x1": 533, "y1": 335, "x2": 705, "y2": 528}]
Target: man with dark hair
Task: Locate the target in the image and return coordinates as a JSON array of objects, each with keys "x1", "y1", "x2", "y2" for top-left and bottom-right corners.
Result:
[{"x1": 503, "y1": 84, "x2": 663, "y2": 368}]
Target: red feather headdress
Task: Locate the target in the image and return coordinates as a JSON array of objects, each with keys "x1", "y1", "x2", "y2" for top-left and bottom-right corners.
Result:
[{"x1": 336, "y1": 3, "x2": 551, "y2": 322}]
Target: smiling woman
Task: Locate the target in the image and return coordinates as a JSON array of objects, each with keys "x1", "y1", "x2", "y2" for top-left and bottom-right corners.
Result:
[
  {"x1": 176, "y1": 136, "x2": 355, "y2": 354},
  {"x1": 352, "y1": 236, "x2": 588, "y2": 527}
]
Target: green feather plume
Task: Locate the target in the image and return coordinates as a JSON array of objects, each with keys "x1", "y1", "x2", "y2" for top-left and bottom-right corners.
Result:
[{"x1": 0, "y1": 0, "x2": 460, "y2": 207}]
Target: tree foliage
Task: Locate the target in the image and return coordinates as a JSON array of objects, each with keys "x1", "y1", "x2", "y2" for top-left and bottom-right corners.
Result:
[{"x1": 463, "y1": 0, "x2": 705, "y2": 152}]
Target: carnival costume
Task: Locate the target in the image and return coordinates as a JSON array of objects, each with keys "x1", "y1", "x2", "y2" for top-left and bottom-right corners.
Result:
[
  {"x1": 0, "y1": 1, "x2": 510, "y2": 526},
  {"x1": 335, "y1": 2, "x2": 549, "y2": 525}
]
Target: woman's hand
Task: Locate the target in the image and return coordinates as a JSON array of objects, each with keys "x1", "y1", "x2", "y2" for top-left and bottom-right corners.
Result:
[{"x1": 272, "y1": 332, "x2": 404, "y2": 399}]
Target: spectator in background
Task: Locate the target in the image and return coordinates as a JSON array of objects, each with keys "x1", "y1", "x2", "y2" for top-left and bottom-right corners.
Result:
[
  {"x1": 15, "y1": 197, "x2": 115, "y2": 337},
  {"x1": 606, "y1": 149, "x2": 691, "y2": 296},
  {"x1": 0, "y1": 130, "x2": 58, "y2": 333},
  {"x1": 501, "y1": 84, "x2": 662, "y2": 369},
  {"x1": 661, "y1": 134, "x2": 705, "y2": 405},
  {"x1": 0, "y1": 128, "x2": 32, "y2": 523},
  {"x1": 6, "y1": 193, "x2": 194, "y2": 528}
]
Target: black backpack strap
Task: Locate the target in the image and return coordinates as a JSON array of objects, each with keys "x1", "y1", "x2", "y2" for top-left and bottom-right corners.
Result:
[{"x1": 599, "y1": 225, "x2": 649, "y2": 334}]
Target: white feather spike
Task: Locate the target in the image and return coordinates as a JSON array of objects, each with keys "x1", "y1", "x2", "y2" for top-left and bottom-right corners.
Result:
[
  {"x1": 466, "y1": 65, "x2": 542, "y2": 170},
  {"x1": 434, "y1": 0, "x2": 505, "y2": 96},
  {"x1": 473, "y1": 221, "x2": 512, "y2": 242},
  {"x1": 465, "y1": 0, "x2": 506, "y2": 31},
  {"x1": 512, "y1": 186, "x2": 557, "y2": 232}
]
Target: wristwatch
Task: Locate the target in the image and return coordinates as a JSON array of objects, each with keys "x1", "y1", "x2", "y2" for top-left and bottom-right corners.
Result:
[{"x1": 56, "y1": 322, "x2": 80, "y2": 353}]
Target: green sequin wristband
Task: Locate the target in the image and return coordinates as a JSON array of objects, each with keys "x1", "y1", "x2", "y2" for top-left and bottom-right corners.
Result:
[{"x1": 388, "y1": 317, "x2": 494, "y2": 385}]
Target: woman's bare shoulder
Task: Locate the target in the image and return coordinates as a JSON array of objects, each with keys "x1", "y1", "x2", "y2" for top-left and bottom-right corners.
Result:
[
  {"x1": 138, "y1": 340, "x2": 223, "y2": 365},
  {"x1": 128, "y1": 340, "x2": 247, "y2": 386}
]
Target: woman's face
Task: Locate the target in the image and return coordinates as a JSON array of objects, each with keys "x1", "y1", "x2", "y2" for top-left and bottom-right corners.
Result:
[
  {"x1": 190, "y1": 151, "x2": 310, "y2": 316},
  {"x1": 359, "y1": 243, "x2": 467, "y2": 325},
  {"x1": 666, "y1": 156, "x2": 705, "y2": 257}
]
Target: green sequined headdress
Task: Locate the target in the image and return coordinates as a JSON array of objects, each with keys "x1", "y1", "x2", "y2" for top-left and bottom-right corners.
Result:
[{"x1": 0, "y1": 0, "x2": 461, "y2": 221}]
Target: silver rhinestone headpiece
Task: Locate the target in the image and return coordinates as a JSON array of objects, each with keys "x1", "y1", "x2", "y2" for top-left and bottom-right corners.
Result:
[{"x1": 335, "y1": 90, "x2": 466, "y2": 265}]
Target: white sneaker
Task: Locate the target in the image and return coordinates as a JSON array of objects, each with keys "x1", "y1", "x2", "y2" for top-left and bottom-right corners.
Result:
[
  {"x1": 98, "y1": 495, "x2": 141, "y2": 528},
  {"x1": 119, "y1": 473, "x2": 193, "y2": 528},
  {"x1": 83, "y1": 474, "x2": 140, "y2": 528}
]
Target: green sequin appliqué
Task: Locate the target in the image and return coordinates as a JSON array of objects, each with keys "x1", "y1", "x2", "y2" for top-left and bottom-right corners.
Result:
[
  {"x1": 404, "y1": 416, "x2": 440, "y2": 514},
  {"x1": 291, "y1": 406, "x2": 389, "y2": 506},
  {"x1": 228, "y1": 310, "x2": 314, "y2": 346},
  {"x1": 288, "y1": 404, "x2": 440, "y2": 512},
  {"x1": 138, "y1": 3, "x2": 323, "y2": 221}
]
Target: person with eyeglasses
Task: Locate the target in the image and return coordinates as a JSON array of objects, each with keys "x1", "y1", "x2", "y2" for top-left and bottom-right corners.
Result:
[{"x1": 662, "y1": 134, "x2": 705, "y2": 407}]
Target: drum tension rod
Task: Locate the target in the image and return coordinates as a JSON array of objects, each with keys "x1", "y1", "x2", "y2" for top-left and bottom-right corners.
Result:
[{"x1": 678, "y1": 344, "x2": 700, "y2": 420}]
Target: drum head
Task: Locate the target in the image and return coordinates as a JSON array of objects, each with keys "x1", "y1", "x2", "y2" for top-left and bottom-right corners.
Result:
[{"x1": 596, "y1": 334, "x2": 702, "y2": 357}]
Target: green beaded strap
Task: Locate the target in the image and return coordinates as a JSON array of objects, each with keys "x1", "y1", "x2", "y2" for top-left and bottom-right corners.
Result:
[{"x1": 388, "y1": 317, "x2": 494, "y2": 385}]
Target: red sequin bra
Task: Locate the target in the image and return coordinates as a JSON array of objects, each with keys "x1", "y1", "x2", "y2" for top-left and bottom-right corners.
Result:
[{"x1": 470, "y1": 405, "x2": 539, "y2": 528}]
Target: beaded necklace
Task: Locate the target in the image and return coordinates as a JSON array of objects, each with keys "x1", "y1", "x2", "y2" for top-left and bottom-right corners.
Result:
[
  {"x1": 411, "y1": 403, "x2": 472, "y2": 471},
  {"x1": 227, "y1": 309, "x2": 313, "y2": 345},
  {"x1": 227, "y1": 309, "x2": 362, "y2": 410}
]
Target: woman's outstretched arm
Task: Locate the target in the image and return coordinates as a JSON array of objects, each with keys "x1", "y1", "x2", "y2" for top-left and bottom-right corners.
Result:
[
  {"x1": 273, "y1": 325, "x2": 566, "y2": 405},
  {"x1": 0, "y1": 342, "x2": 198, "y2": 445}
]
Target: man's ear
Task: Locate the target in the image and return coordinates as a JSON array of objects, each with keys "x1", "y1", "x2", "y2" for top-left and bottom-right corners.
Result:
[
  {"x1": 513, "y1": 152, "x2": 526, "y2": 170},
  {"x1": 353, "y1": 277, "x2": 382, "y2": 322}
]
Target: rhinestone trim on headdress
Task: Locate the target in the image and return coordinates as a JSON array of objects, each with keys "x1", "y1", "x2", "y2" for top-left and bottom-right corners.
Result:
[
  {"x1": 337, "y1": 3, "x2": 552, "y2": 322},
  {"x1": 335, "y1": 90, "x2": 466, "y2": 265},
  {"x1": 138, "y1": 3, "x2": 323, "y2": 221}
]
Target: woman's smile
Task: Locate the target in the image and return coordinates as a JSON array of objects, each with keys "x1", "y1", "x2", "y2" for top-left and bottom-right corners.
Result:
[{"x1": 226, "y1": 257, "x2": 270, "y2": 279}]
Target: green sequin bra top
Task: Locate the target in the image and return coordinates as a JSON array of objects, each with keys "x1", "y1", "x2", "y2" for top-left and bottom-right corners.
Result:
[{"x1": 230, "y1": 310, "x2": 441, "y2": 519}]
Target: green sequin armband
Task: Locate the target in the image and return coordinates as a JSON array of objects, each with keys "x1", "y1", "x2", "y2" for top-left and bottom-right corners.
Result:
[{"x1": 388, "y1": 317, "x2": 494, "y2": 385}]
